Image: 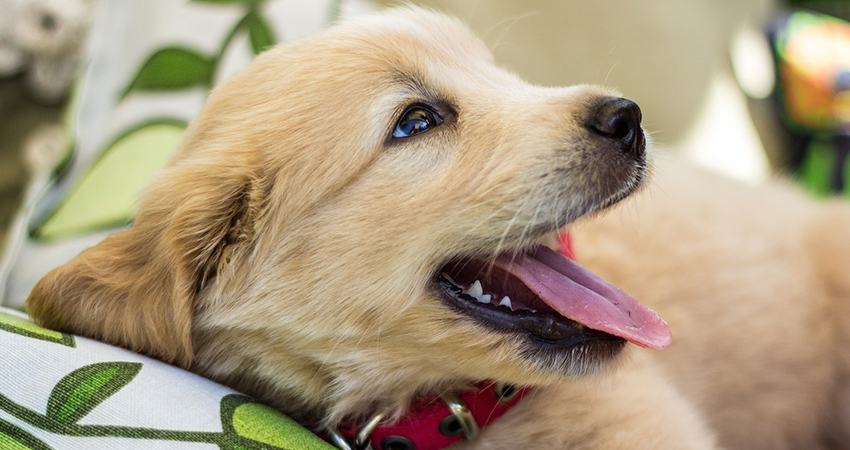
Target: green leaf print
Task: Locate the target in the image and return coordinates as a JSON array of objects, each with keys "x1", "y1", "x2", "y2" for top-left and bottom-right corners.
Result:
[
  {"x1": 0, "y1": 312, "x2": 75, "y2": 347},
  {"x1": 46, "y1": 362, "x2": 142, "y2": 424},
  {"x1": 34, "y1": 120, "x2": 186, "y2": 241},
  {"x1": 121, "y1": 47, "x2": 214, "y2": 99},
  {"x1": 0, "y1": 418, "x2": 53, "y2": 450},
  {"x1": 246, "y1": 11, "x2": 276, "y2": 55},
  {"x1": 220, "y1": 395, "x2": 334, "y2": 450}
]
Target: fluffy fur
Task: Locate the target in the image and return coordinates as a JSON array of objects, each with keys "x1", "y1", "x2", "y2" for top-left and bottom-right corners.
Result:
[{"x1": 25, "y1": 7, "x2": 850, "y2": 449}]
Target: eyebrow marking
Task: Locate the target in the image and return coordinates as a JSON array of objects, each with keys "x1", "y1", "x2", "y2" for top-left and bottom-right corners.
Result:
[{"x1": 391, "y1": 69, "x2": 436, "y2": 99}]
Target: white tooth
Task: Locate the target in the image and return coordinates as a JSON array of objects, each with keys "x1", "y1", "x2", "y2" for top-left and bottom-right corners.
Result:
[
  {"x1": 499, "y1": 296, "x2": 512, "y2": 310},
  {"x1": 466, "y1": 280, "x2": 483, "y2": 299},
  {"x1": 480, "y1": 294, "x2": 491, "y2": 304}
]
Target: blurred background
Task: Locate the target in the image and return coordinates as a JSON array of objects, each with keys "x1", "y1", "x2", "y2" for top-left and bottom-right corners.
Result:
[{"x1": 0, "y1": 0, "x2": 849, "y2": 308}]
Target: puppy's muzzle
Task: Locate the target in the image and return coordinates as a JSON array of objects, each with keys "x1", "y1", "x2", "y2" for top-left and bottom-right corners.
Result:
[{"x1": 587, "y1": 97, "x2": 645, "y2": 159}]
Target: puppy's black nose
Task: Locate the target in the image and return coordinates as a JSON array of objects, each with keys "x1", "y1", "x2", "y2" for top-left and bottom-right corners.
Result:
[{"x1": 587, "y1": 98, "x2": 644, "y2": 158}]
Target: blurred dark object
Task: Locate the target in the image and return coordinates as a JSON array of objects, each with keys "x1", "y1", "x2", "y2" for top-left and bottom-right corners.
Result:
[
  {"x1": 0, "y1": 75, "x2": 63, "y2": 252},
  {"x1": 766, "y1": 10, "x2": 850, "y2": 195},
  {"x1": 786, "y1": 0, "x2": 850, "y2": 21}
]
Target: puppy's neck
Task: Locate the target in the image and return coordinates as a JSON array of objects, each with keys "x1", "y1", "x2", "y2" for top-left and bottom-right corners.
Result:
[{"x1": 191, "y1": 325, "x2": 487, "y2": 429}]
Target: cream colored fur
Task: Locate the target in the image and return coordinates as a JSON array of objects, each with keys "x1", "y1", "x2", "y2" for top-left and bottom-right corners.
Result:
[{"x1": 24, "y1": 7, "x2": 850, "y2": 449}]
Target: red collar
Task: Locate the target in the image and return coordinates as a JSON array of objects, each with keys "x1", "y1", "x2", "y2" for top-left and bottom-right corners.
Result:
[
  {"x1": 328, "y1": 382, "x2": 530, "y2": 450},
  {"x1": 323, "y1": 231, "x2": 574, "y2": 450},
  {"x1": 559, "y1": 229, "x2": 575, "y2": 260}
]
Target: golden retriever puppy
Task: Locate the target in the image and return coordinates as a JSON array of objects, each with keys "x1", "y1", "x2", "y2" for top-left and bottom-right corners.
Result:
[{"x1": 24, "y1": 7, "x2": 850, "y2": 450}]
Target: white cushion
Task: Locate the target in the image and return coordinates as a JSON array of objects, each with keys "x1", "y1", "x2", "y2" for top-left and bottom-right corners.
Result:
[{"x1": 0, "y1": 307, "x2": 333, "y2": 450}]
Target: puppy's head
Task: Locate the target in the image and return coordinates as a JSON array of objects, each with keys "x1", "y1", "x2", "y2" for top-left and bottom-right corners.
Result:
[{"x1": 27, "y1": 7, "x2": 669, "y2": 424}]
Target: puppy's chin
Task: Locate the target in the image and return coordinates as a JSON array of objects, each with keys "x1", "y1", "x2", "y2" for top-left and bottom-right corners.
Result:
[{"x1": 517, "y1": 334, "x2": 628, "y2": 378}]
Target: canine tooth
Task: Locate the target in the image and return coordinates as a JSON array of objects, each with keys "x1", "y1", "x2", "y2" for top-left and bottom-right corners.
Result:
[
  {"x1": 480, "y1": 294, "x2": 492, "y2": 304},
  {"x1": 499, "y1": 296, "x2": 512, "y2": 309},
  {"x1": 466, "y1": 280, "x2": 483, "y2": 299}
]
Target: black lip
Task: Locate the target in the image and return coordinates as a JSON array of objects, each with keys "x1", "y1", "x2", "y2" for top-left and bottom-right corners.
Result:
[{"x1": 436, "y1": 274, "x2": 626, "y2": 349}]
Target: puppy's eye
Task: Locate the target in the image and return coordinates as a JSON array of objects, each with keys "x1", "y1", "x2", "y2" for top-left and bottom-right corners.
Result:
[{"x1": 392, "y1": 106, "x2": 442, "y2": 138}]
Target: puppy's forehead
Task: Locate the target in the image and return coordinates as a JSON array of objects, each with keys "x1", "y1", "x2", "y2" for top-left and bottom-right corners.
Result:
[{"x1": 329, "y1": 9, "x2": 496, "y2": 83}]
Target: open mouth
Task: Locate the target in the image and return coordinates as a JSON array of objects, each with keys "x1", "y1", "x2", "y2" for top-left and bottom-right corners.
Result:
[{"x1": 437, "y1": 245, "x2": 671, "y2": 350}]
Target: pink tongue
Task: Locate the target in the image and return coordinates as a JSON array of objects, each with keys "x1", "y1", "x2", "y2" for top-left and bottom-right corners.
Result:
[{"x1": 494, "y1": 247, "x2": 671, "y2": 349}]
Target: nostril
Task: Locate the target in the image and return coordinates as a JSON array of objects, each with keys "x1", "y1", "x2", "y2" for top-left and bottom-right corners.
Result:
[
  {"x1": 587, "y1": 97, "x2": 644, "y2": 157},
  {"x1": 599, "y1": 114, "x2": 632, "y2": 141}
]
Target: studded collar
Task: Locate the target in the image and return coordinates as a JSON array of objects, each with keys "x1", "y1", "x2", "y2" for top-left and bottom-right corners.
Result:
[{"x1": 327, "y1": 382, "x2": 530, "y2": 450}]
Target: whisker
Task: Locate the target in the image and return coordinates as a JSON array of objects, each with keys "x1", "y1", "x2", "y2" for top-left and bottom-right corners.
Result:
[
  {"x1": 486, "y1": 198, "x2": 530, "y2": 279},
  {"x1": 603, "y1": 60, "x2": 619, "y2": 87},
  {"x1": 484, "y1": 12, "x2": 540, "y2": 53}
]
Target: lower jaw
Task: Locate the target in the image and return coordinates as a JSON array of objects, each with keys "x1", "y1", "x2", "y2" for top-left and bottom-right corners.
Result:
[
  {"x1": 518, "y1": 335, "x2": 627, "y2": 377},
  {"x1": 526, "y1": 328, "x2": 626, "y2": 350}
]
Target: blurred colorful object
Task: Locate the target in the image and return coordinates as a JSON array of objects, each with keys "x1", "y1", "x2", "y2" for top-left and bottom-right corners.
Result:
[
  {"x1": 770, "y1": 10, "x2": 850, "y2": 195},
  {"x1": 775, "y1": 11, "x2": 850, "y2": 132}
]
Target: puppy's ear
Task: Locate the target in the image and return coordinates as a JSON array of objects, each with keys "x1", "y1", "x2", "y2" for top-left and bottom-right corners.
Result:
[{"x1": 26, "y1": 161, "x2": 255, "y2": 368}]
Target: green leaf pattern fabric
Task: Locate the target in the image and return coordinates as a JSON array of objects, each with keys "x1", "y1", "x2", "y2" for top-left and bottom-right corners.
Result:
[
  {"x1": 1, "y1": 0, "x2": 373, "y2": 309},
  {"x1": 46, "y1": 362, "x2": 142, "y2": 424},
  {"x1": 0, "y1": 308, "x2": 333, "y2": 450},
  {"x1": 36, "y1": 121, "x2": 187, "y2": 241},
  {"x1": 246, "y1": 11, "x2": 277, "y2": 55},
  {"x1": 0, "y1": 418, "x2": 54, "y2": 450},
  {"x1": 121, "y1": 48, "x2": 215, "y2": 98},
  {"x1": 0, "y1": 312, "x2": 75, "y2": 347}
]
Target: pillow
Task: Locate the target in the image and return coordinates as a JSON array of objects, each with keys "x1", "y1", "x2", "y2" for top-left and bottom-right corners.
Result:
[
  {"x1": 0, "y1": 307, "x2": 334, "y2": 450},
  {"x1": 0, "y1": 0, "x2": 375, "y2": 309}
]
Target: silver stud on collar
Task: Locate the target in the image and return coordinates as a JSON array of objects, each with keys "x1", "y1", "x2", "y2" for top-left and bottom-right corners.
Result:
[
  {"x1": 494, "y1": 382, "x2": 519, "y2": 403},
  {"x1": 327, "y1": 413, "x2": 384, "y2": 450},
  {"x1": 439, "y1": 391, "x2": 480, "y2": 441},
  {"x1": 380, "y1": 435, "x2": 416, "y2": 450}
]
